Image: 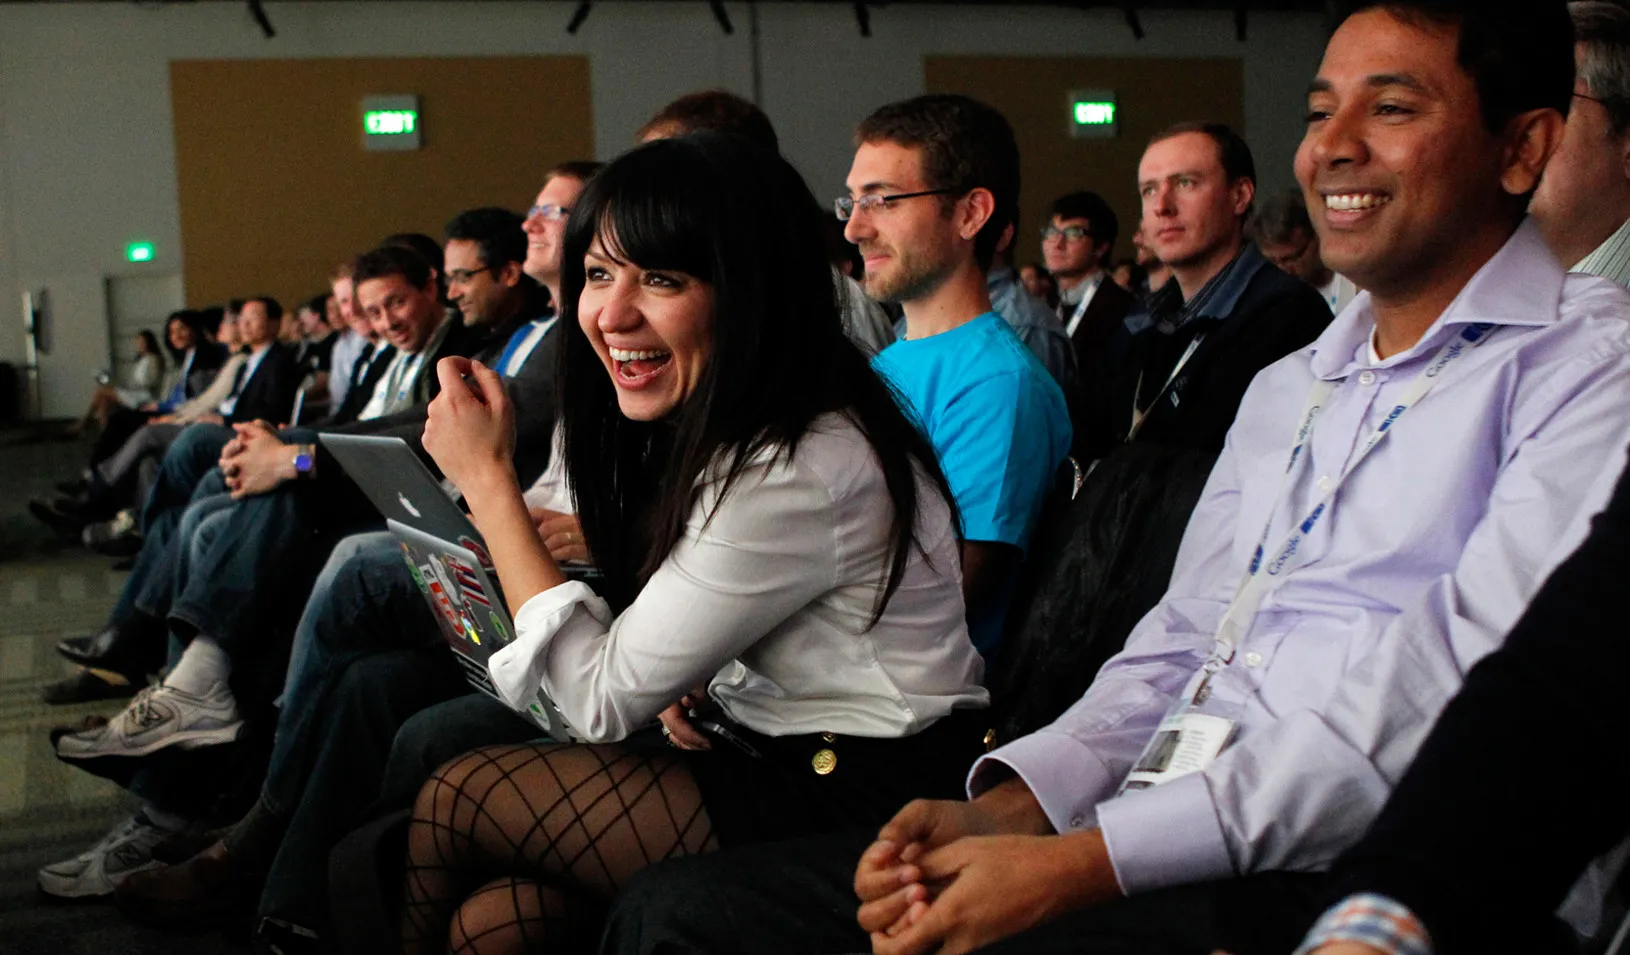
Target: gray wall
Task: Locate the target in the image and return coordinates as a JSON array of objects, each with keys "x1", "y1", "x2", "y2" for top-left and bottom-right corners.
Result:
[{"x1": 0, "y1": 0, "x2": 1328, "y2": 411}]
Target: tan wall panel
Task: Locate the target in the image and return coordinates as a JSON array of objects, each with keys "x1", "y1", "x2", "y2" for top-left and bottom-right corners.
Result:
[
  {"x1": 171, "y1": 56, "x2": 593, "y2": 309},
  {"x1": 925, "y1": 56, "x2": 1244, "y2": 269}
]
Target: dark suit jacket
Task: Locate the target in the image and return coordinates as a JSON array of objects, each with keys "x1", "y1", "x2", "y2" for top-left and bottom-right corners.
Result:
[
  {"x1": 183, "y1": 343, "x2": 227, "y2": 400},
  {"x1": 1063, "y1": 278, "x2": 1137, "y2": 369},
  {"x1": 319, "y1": 343, "x2": 397, "y2": 427},
  {"x1": 225, "y1": 343, "x2": 303, "y2": 426},
  {"x1": 1077, "y1": 248, "x2": 1333, "y2": 460}
]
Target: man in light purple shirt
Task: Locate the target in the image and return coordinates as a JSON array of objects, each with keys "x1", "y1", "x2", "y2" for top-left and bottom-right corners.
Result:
[{"x1": 597, "y1": 1, "x2": 1630, "y2": 953}]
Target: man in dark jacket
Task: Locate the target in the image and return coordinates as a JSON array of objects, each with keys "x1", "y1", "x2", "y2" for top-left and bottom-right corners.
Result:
[{"x1": 1076, "y1": 124, "x2": 1332, "y2": 461}]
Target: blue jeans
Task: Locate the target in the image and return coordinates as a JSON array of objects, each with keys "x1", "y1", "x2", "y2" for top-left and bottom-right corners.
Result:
[{"x1": 256, "y1": 532, "x2": 466, "y2": 927}]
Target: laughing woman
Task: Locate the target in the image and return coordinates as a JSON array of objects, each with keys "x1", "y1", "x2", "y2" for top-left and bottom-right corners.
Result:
[{"x1": 407, "y1": 133, "x2": 989, "y2": 953}]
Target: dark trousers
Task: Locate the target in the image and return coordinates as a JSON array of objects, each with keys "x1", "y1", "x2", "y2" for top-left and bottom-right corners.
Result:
[{"x1": 603, "y1": 831, "x2": 1329, "y2": 955}]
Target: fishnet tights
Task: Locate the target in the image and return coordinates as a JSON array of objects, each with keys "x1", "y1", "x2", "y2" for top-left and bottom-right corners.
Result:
[{"x1": 400, "y1": 742, "x2": 716, "y2": 955}]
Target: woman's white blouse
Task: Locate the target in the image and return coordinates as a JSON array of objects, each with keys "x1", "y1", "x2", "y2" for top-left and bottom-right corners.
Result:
[{"x1": 487, "y1": 413, "x2": 988, "y2": 742}]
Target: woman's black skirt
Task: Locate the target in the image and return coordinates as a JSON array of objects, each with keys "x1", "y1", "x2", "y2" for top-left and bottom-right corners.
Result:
[{"x1": 677, "y1": 707, "x2": 991, "y2": 849}]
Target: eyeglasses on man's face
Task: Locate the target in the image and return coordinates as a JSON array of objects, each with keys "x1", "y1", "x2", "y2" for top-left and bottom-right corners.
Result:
[
  {"x1": 1040, "y1": 225, "x2": 1093, "y2": 242},
  {"x1": 834, "y1": 189, "x2": 957, "y2": 222},
  {"x1": 445, "y1": 266, "x2": 494, "y2": 285},
  {"x1": 527, "y1": 204, "x2": 571, "y2": 222}
]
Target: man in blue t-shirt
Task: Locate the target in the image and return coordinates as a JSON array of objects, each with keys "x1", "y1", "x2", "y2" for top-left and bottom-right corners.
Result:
[{"x1": 840, "y1": 94, "x2": 1072, "y2": 657}]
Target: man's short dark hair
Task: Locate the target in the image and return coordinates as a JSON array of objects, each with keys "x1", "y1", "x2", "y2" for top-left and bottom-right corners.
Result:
[
  {"x1": 543, "y1": 160, "x2": 605, "y2": 186},
  {"x1": 444, "y1": 207, "x2": 527, "y2": 270},
  {"x1": 856, "y1": 94, "x2": 1021, "y2": 272},
  {"x1": 1330, "y1": 0, "x2": 1574, "y2": 134},
  {"x1": 1247, "y1": 188, "x2": 1316, "y2": 247},
  {"x1": 1150, "y1": 121, "x2": 1257, "y2": 193},
  {"x1": 1573, "y1": 1, "x2": 1630, "y2": 137},
  {"x1": 638, "y1": 90, "x2": 780, "y2": 153},
  {"x1": 1048, "y1": 191, "x2": 1119, "y2": 255},
  {"x1": 353, "y1": 244, "x2": 434, "y2": 292},
  {"x1": 244, "y1": 295, "x2": 282, "y2": 321}
]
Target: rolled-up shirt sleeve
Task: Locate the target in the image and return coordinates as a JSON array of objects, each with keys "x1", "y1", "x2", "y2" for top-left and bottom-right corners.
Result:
[{"x1": 487, "y1": 455, "x2": 841, "y2": 742}]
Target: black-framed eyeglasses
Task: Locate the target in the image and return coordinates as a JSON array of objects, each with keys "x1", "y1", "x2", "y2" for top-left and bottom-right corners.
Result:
[
  {"x1": 834, "y1": 189, "x2": 957, "y2": 222},
  {"x1": 445, "y1": 266, "x2": 495, "y2": 285},
  {"x1": 1040, "y1": 225, "x2": 1092, "y2": 242},
  {"x1": 527, "y1": 204, "x2": 571, "y2": 222}
]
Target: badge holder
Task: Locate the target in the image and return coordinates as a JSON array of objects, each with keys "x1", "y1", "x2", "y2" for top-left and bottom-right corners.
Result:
[{"x1": 1118, "y1": 665, "x2": 1240, "y2": 794}]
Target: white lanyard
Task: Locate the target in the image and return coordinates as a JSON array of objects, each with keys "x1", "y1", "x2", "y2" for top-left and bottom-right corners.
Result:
[
  {"x1": 1128, "y1": 334, "x2": 1205, "y2": 439},
  {"x1": 1195, "y1": 322, "x2": 1497, "y2": 695},
  {"x1": 1065, "y1": 274, "x2": 1103, "y2": 336}
]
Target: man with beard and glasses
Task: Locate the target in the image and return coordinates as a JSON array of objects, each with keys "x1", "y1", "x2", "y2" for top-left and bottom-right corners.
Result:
[{"x1": 839, "y1": 94, "x2": 1071, "y2": 660}]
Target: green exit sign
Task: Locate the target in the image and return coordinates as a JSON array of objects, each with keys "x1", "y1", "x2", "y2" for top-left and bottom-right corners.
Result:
[
  {"x1": 362, "y1": 95, "x2": 422, "y2": 151},
  {"x1": 365, "y1": 109, "x2": 417, "y2": 135},
  {"x1": 126, "y1": 241, "x2": 155, "y2": 263},
  {"x1": 1074, "y1": 101, "x2": 1116, "y2": 125},
  {"x1": 1068, "y1": 89, "x2": 1118, "y2": 140}
]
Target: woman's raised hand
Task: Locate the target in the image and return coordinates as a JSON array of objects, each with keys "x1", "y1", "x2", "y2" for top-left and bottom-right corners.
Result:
[{"x1": 423, "y1": 357, "x2": 516, "y2": 498}]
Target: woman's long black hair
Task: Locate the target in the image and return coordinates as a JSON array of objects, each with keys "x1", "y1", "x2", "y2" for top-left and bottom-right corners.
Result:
[{"x1": 556, "y1": 133, "x2": 958, "y2": 617}]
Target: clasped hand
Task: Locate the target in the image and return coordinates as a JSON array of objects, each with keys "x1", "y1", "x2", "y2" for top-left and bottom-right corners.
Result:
[
  {"x1": 219, "y1": 420, "x2": 290, "y2": 499},
  {"x1": 423, "y1": 358, "x2": 515, "y2": 500},
  {"x1": 854, "y1": 787, "x2": 1115, "y2": 955}
]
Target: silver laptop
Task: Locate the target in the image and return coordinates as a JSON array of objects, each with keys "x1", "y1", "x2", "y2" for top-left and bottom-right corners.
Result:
[
  {"x1": 320, "y1": 433, "x2": 589, "y2": 739},
  {"x1": 388, "y1": 520, "x2": 584, "y2": 741}
]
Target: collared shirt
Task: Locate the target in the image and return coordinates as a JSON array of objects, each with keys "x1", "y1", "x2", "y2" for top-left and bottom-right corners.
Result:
[
  {"x1": 969, "y1": 220, "x2": 1630, "y2": 896},
  {"x1": 217, "y1": 343, "x2": 271, "y2": 417},
  {"x1": 1573, "y1": 215, "x2": 1630, "y2": 288},
  {"x1": 357, "y1": 349, "x2": 423, "y2": 421},
  {"x1": 327, "y1": 329, "x2": 370, "y2": 410},
  {"x1": 498, "y1": 316, "x2": 558, "y2": 378},
  {"x1": 1059, "y1": 271, "x2": 1106, "y2": 337}
]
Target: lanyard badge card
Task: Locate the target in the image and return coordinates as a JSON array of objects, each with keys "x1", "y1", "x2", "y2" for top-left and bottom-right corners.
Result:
[{"x1": 1116, "y1": 321, "x2": 1496, "y2": 797}]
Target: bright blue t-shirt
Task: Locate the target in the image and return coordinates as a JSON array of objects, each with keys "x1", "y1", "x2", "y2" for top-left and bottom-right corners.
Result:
[{"x1": 872, "y1": 311, "x2": 1072, "y2": 657}]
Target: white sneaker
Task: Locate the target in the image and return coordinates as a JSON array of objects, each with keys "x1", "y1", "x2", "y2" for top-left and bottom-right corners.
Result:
[
  {"x1": 55, "y1": 682, "x2": 243, "y2": 760},
  {"x1": 37, "y1": 812, "x2": 171, "y2": 899}
]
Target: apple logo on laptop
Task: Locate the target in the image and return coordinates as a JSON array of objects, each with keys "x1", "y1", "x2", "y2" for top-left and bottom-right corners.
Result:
[{"x1": 398, "y1": 493, "x2": 422, "y2": 518}]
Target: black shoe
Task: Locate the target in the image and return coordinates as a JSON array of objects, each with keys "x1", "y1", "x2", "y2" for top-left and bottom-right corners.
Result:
[
  {"x1": 40, "y1": 668, "x2": 140, "y2": 705},
  {"x1": 55, "y1": 621, "x2": 164, "y2": 673},
  {"x1": 55, "y1": 478, "x2": 89, "y2": 496},
  {"x1": 28, "y1": 499, "x2": 89, "y2": 537}
]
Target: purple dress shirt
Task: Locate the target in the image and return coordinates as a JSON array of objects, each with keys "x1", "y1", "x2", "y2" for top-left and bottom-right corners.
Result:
[{"x1": 969, "y1": 220, "x2": 1630, "y2": 899}]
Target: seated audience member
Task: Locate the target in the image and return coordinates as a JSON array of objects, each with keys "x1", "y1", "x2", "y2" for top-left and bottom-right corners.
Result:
[
  {"x1": 100, "y1": 166, "x2": 600, "y2": 942},
  {"x1": 1132, "y1": 224, "x2": 1172, "y2": 297},
  {"x1": 34, "y1": 311, "x2": 224, "y2": 535},
  {"x1": 290, "y1": 292, "x2": 338, "y2": 417},
  {"x1": 599, "y1": 3, "x2": 1630, "y2": 952},
  {"x1": 1109, "y1": 256, "x2": 1147, "y2": 294},
  {"x1": 66, "y1": 330, "x2": 167, "y2": 438},
  {"x1": 1076, "y1": 123, "x2": 1332, "y2": 461},
  {"x1": 1042, "y1": 191, "x2": 1136, "y2": 367},
  {"x1": 640, "y1": 88, "x2": 898, "y2": 356},
  {"x1": 393, "y1": 129, "x2": 988, "y2": 955},
  {"x1": 979, "y1": 222, "x2": 1077, "y2": 393},
  {"x1": 1249, "y1": 188, "x2": 1360, "y2": 315},
  {"x1": 325, "y1": 266, "x2": 371, "y2": 412},
  {"x1": 843, "y1": 94, "x2": 1072, "y2": 658},
  {"x1": 1293, "y1": 449, "x2": 1630, "y2": 955},
  {"x1": 1299, "y1": 7, "x2": 1630, "y2": 952},
  {"x1": 1019, "y1": 261, "x2": 1058, "y2": 307},
  {"x1": 1531, "y1": 0, "x2": 1630, "y2": 287}
]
